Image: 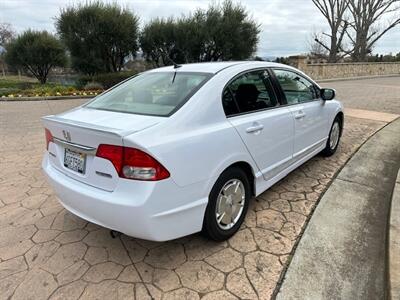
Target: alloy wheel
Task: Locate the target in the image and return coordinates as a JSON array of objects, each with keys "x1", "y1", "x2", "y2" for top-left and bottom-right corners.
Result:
[
  {"x1": 215, "y1": 179, "x2": 245, "y2": 230},
  {"x1": 329, "y1": 121, "x2": 340, "y2": 150}
]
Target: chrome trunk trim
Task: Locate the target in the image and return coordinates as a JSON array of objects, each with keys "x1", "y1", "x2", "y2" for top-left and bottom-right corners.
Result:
[{"x1": 53, "y1": 137, "x2": 97, "y2": 155}]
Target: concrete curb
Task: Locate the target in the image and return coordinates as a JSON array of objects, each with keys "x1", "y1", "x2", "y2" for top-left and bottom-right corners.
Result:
[
  {"x1": 389, "y1": 170, "x2": 400, "y2": 300},
  {"x1": 0, "y1": 95, "x2": 95, "y2": 102},
  {"x1": 276, "y1": 118, "x2": 400, "y2": 299}
]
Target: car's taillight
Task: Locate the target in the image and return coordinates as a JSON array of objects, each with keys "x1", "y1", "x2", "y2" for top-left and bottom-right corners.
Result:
[
  {"x1": 121, "y1": 147, "x2": 170, "y2": 181},
  {"x1": 45, "y1": 128, "x2": 53, "y2": 150},
  {"x1": 96, "y1": 144, "x2": 170, "y2": 181}
]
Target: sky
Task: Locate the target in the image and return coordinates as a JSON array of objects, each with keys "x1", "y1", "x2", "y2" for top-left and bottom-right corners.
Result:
[{"x1": 1, "y1": 0, "x2": 399, "y2": 57}]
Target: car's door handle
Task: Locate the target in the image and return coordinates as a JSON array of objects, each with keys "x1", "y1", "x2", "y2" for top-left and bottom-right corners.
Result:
[
  {"x1": 294, "y1": 111, "x2": 306, "y2": 119},
  {"x1": 246, "y1": 124, "x2": 264, "y2": 133}
]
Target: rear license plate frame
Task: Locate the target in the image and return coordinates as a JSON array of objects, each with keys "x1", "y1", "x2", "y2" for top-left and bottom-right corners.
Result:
[{"x1": 64, "y1": 148, "x2": 86, "y2": 174}]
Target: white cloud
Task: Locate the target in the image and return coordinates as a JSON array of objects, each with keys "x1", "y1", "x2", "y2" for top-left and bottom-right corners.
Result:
[{"x1": 0, "y1": 0, "x2": 399, "y2": 57}]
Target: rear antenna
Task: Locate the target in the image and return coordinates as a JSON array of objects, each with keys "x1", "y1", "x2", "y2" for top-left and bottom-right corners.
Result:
[{"x1": 159, "y1": 48, "x2": 181, "y2": 69}]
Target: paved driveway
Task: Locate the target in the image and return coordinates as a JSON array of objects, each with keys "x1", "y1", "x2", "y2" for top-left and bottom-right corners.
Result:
[
  {"x1": 323, "y1": 76, "x2": 400, "y2": 114},
  {"x1": 0, "y1": 77, "x2": 395, "y2": 299}
]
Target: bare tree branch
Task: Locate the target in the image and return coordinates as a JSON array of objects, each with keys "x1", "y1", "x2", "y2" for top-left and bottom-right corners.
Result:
[
  {"x1": 347, "y1": 0, "x2": 400, "y2": 61},
  {"x1": 0, "y1": 23, "x2": 15, "y2": 47},
  {"x1": 368, "y1": 16, "x2": 400, "y2": 46},
  {"x1": 315, "y1": 38, "x2": 332, "y2": 51},
  {"x1": 311, "y1": 0, "x2": 351, "y2": 62}
]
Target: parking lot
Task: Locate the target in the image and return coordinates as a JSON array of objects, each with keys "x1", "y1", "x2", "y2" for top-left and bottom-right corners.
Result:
[{"x1": 0, "y1": 77, "x2": 398, "y2": 299}]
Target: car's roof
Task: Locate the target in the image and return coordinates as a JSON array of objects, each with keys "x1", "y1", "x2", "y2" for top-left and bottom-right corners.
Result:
[{"x1": 147, "y1": 61, "x2": 288, "y2": 74}]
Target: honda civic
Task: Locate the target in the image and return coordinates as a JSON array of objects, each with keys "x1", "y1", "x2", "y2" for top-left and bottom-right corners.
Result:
[{"x1": 42, "y1": 61, "x2": 343, "y2": 241}]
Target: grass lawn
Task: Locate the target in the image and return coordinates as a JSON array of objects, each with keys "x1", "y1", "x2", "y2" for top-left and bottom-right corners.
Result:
[{"x1": 0, "y1": 75, "x2": 37, "y2": 92}]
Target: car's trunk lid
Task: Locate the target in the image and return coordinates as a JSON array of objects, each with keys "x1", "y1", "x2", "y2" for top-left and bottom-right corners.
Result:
[{"x1": 42, "y1": 107, "x2": 164, "y2": 191}]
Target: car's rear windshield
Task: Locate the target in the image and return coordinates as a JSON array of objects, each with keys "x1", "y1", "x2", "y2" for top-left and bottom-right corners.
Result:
[{"x1": 85, "y1": 71, "x2": 212, "y2": 116}]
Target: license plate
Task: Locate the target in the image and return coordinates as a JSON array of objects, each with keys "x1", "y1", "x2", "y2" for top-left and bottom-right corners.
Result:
[{"x1": 64, "y1": 148, "x2": 86, "y2": 174}]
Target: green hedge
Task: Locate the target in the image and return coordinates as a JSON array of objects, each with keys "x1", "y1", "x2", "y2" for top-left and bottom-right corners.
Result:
[{"x1": 78, "y1": 71, "x2": 138, "y2": 89}]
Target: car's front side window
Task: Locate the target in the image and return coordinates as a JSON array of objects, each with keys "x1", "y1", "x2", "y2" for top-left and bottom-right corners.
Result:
[
  {"x1": 273, "y1": 69, "x2": 318, "y2": 105},
  {"x1": 86, "y1": 72, "x2": 212, "y2": 116},
  {"x1": 223, "y1": 70, "x2": 278, "y2": 116}
]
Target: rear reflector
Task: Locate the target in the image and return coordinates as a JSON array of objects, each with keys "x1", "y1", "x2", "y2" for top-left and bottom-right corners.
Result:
[
  {"x1": 45, "y1": 128, "x2": 53, "y2": 150},
  {"x1": 96, "y1": 144, "x2": 170, "y2": 181}
]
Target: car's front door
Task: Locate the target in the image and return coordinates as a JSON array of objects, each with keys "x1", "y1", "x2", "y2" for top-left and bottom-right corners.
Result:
[
  {"x1": 272, "y1": 68, "x2": 329, "y2": 160},
  {"x1": 223, "y1": 69, "x2": 294, "y2": 181}
]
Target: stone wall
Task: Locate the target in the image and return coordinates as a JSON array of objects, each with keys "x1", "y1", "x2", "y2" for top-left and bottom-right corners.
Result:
[{"x1": 289, "y1": 56, "x2": 400, "y2": 80}]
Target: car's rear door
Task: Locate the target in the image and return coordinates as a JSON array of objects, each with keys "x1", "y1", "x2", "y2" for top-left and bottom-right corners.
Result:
[
  {"x1": 224, "y1": 69, "x2": 294, "y2": 181},
  {"x1": 271, "y1": 68, "x2": 329, "y2": 160}
]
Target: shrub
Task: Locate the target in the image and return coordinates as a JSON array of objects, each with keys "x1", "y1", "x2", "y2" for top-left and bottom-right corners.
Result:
[
  {"x1": 28, "y1": 84, "x2": 73, "y2": 97},
  {"x1": 78, "y1": 71, "x2": 137, "y2": 89},
  {"x1": 83, "y1": 82, "x2": 104, "y2": 91}
]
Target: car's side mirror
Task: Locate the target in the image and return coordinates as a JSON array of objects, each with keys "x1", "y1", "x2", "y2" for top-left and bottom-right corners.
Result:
[{"x1": 321, "y1": 88, "x2": 335, "y2": 101}]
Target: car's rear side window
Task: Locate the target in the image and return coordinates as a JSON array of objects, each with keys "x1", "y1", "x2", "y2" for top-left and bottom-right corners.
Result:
[
  {"x1": 223, "y1": 70, "x2": 278, "y2": 116},
  {"x1": 86, "y1": 72, "x2": 212, "y2": 116}
]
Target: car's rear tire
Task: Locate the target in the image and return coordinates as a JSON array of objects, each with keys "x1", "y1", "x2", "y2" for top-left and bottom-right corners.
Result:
[
  {"x1": 321, "y1": 116, "x2": 342, "y2": 157},
  {"x1": 202, "y1": 167, "x2": 251, "y2": 241}
]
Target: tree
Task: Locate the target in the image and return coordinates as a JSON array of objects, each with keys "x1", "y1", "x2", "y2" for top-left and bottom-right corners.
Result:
[
  {"x1": 5, "y1": 30, "x2": 66, "y2": 84},
  {"x1": 139, "y1": 18, "x2": 182, "y2": 67},
  {"x1": 0, "y1": 23, "x2": 15, "y2": 47},
  {"x1": 367, "y1": 52, "x2": 400, "y2": 61},
  {"x1": 311, "y1": 0, "x2": 351, "y2": 62},
  {"x1": 274, "y1": 57, "x2": 291, "y2": 65},
  {"x1": 0, "y1": 23, "x2": 15, "y2": 76},
  {"x1": 348, "y1": 0, "x2": 400, "y2": 61},
  {"x1": 56, "y1": 2, "x2": 139, "y2": 75},
  {"x1": 312, "y1": 0, "x2": 400, "y2": 62},
  {"x1": 139, "y1": 0, "x2": 260, "y2": 66},
  {"x1": 196, "y1": 1, "x2": 260, "y2": 61}
]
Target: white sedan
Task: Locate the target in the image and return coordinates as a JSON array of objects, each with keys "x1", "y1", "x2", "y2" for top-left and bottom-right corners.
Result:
[{"x1": 42, "y1": 61, "x2": 343, "y2": 241}]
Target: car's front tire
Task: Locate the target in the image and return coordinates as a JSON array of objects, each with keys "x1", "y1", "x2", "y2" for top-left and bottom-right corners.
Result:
[
  {"x1": 322, "y1": 116, "x2": 342, "y2": 156},
  {"x1": 202, "y1": 167, "x2": 251, "y2": 241}
]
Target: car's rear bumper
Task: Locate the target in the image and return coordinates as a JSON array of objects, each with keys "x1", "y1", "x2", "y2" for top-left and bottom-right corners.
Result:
[{"x1": 42, "y1": 153, "x2": 209, "y2": 241}]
